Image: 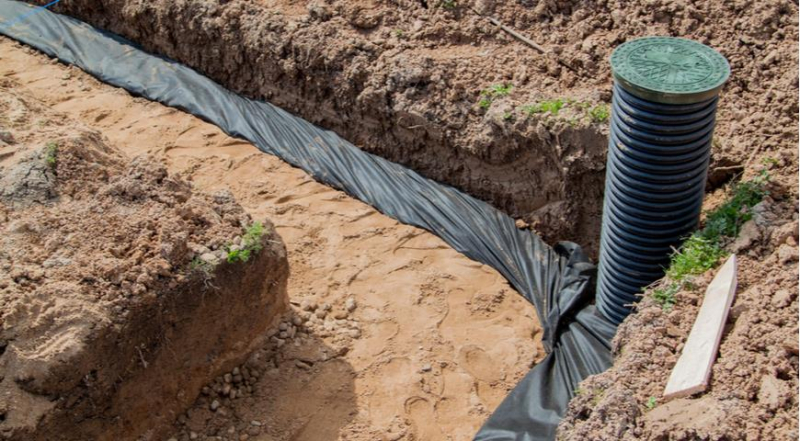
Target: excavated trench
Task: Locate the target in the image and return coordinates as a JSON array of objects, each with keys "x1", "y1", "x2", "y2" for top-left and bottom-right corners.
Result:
[
  {"x1": 26, "y1": 0, "x2": 612, "y2": 255},
  {"x1": 2, "y1": 1, "x2": 757, "y2": 440}
]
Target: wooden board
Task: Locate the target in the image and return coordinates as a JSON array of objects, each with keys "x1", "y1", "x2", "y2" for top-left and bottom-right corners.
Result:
[{"x1": 663, "y1": 255, "x2": 738, "y2": 400}]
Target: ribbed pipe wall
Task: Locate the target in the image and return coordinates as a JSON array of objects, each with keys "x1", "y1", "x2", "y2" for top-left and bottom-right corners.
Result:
[{"x1": 596, "y1": 84, "x2": 718, "y2": 324}]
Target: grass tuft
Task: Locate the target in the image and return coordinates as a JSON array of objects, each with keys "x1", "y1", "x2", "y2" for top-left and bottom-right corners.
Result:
[
  {"x1": 651, "y1": 171, "x2": 770, "y2": 309},
  {"x1": 522, "y1": 99, "x2": 564, "y2": 116},
  {"x1": 588, "y1": 104, "x2": 610, "y2": 123},
  {"x1": 45, "y1": 141, "x2": 58, "y2": 169},
  {"x1": 477, "y1": 83, "x2": 513, "y2": 110},
  {"x1": 645, "y1": 396, "x2": 657, "y2": 410},
  {"x1": 227, "y1": 222, "x2": 266, "y2": 263}
]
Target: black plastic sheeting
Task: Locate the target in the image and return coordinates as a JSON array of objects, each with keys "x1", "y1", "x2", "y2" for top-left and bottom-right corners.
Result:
[{"x1": 0, "y1": 2, "x2": 617, "y2": 439}]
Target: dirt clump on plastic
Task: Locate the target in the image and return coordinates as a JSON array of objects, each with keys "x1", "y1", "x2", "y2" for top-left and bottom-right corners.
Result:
[{"x1": 0, "y1": 80, "x2": 288, "y2": 440}]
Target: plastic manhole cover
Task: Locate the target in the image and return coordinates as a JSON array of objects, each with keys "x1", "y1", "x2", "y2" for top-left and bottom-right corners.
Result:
[{"x1": 611, "y1": 37, "x2": 730, "y2": 104}]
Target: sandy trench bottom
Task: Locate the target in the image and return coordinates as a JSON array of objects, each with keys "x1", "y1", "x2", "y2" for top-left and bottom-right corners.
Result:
[{"x1": 0, "y1": 37, "x2": 545, "y2": 440}]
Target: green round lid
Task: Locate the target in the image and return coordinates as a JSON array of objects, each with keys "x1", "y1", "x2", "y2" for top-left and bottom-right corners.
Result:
[{"x1": 610, "y1": 37, "x2": 730, "y2": 104}]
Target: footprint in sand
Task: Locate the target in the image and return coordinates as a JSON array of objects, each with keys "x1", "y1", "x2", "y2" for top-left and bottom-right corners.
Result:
[{"x1": 405, "y1": 396, "x2": 445, "y2": 440}]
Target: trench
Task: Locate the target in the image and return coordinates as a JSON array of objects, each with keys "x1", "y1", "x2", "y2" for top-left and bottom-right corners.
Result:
[{"x1": 21, "y1": 0, "x2": 611, "y2": 256}]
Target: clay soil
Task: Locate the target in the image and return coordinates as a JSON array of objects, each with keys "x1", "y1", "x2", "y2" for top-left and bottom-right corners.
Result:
[
  {"x1": 30, "y1": 0, "x2": 800, "y2": 257},
  {"x1": 0, "y1": 37, "x2": 544, "y2": 440},
  {"x1": 3, "y1": 0, "x2": 799, "y2": 439}
]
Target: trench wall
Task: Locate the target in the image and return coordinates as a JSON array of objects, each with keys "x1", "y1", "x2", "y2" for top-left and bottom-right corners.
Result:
[{"x1": 31, "y1": 0, "x2": 610, "y2": 253}]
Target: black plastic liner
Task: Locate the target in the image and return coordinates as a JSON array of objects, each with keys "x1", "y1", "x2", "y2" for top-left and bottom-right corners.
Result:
[{"x1": 0, "y1": 2, "x2": 617, "y2": 439}]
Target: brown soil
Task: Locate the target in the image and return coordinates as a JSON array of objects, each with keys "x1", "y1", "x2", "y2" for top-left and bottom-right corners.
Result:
[
  {"x1": 558, "y1": 200, "x2": 799, "y2": 440},
  {"x1": 29, "y1": 0, "x2": 799, "y2": 257},
  {"x1": 0, "y1": 74, "x2": 289, "y2": 440},
  {"x1": 0, "y1": 37, "x2": 544, "y2": 440},
  {"x1": 4, "y1": 0, "x2": 799, "y2": 438}
]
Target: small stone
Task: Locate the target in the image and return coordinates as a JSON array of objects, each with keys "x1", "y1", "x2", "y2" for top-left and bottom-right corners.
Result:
[
  {"x1": 279, "y1": 331, "x2": 289, "y2": 339},
  {"x1": 222, "y1": 384, "x2": 231, "y2": 396},
  {"x1": 224, "y1": 373, "x2": 233, "y2": 383},
  {"x1": 200, "y1": 252, "x2": 219, "y2": 265},
  {"x1": 315, "y1": 308, "x2": 327, "y2": 319},
  {"x1": 201, "y1": 386, "x2": 211, "y2": 395},
  {"x1": 233, "y1": 374, "x2": 243, "y2": 383},
  {"x1": 275, "y1": 338, "x2": 286, "y2": 348},
  {"x1": 731, "y1": 220, "x2": 760, "y2": 252},
  {"x1": 210, "y1": 400, "x2": 220, "y2": 411},
  {"x1": 421, "y1": 363, "x2": 432, "y2": 373},
  {"x1": 758, "y1": 375, "x2": 790, "y2": 410},
  {"x1": 295, "y1": 360, "x2": 311, "y2": 370},
  {"x1": 666, "y1": 326, "x2": 682, "y2": 338},
  {"x1": 321, "y1": 302, "x2": 332, "y2": 312},
  {"x1": 345, "y1": 297, "x2": 357, "y2": 312},
  {"x1": 334, "y1": 310, "x2": 348, "y2": 320},
  {"x1": 239, "y1": 434, "x2": 249, "y2": 441},
  {"x1": 232, "y1": 367, "x2": 240, "y2": 376},
  {"x1": 301, "y1": 300, "x2": 316, "y2": 311},
  {"x1": 777, "y1": 244, "x2": 797, "y2": 264},
  {"x1": 189, "y1": 432, "x2": 198, "y2": 440},
  {"x1": 250, "y1": 420, "x2": 262, "y2": 427},
  {"x1": 348, "y1": 329, "x2": 362, "y2": 339},
  {"x1": 292, "y1": 315, "x2": 304, "y2": 326},
  {"x1": 279, "y1": 322, "x2": 289, "y2": 331}
]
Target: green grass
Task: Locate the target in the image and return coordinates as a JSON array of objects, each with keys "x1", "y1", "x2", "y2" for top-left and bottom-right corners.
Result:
[
  {"x1": 645, "y1": 396, "x2": 657, "y2": 410},
  {"x1": 651, "y1": 171, "x2": 770, "y2": 309},
  {"x1": 393, "y1": 29, "x2": 404, "y2": 38},
  {"x1": 226, "y1": 222, "x2": 266, "y2": 263},
  {"x1": 762, "y1": 157, "x2": 778, "y2": 167},
  {"x1": 700, "y1": 170, "x2": 770, "y2": 240},
  {"x1": 588, "y1": 104, "x2": 610, "y2": 123},
  {"x1": 665, "y1": 235, "x2": 726, "y2": 282},
  {"x1": 45, "y1": 141, "x2": 58, "y2": 169},
  {"x1": 477, "y1": 83, "x2": 513, "y2": 110},
  {"x1": 190, "y1": 256, "x2": 213, "y2": 273},
  {"x1": 440, "y1": 0, "x2": 457, "y2": 9},
  {"x1": 502, "y1": 112, "x2": 513, "y2": 121},
  {"x1": 652, "y1": 283, "x2": 679, "y2": 310},
  {"x1": 522, "y1": 99, "x2": 564, "y2": 116}
]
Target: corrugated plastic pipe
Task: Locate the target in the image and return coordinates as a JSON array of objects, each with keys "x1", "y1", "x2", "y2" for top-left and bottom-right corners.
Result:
[{"x1": 596, "y1": 37, "x2": 730, "y2": 324}]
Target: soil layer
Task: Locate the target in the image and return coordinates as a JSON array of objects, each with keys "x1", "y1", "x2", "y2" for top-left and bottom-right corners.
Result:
[
  {"x1": 0, "y1": 73, "x2": 289, "y2": 440},
  {"x1": 27, "y1": 0, "x2": 799, "y2": 256}
]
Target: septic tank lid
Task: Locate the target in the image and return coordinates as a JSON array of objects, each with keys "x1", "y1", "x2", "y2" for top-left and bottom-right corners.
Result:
[{"x1": 610, "y1": 36, "x2": 730, "y2": 104}]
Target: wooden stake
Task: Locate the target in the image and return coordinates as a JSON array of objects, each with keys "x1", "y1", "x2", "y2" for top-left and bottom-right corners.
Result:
[{"x1": 663, "y1": 255, "x2": 738, "y2": 400}]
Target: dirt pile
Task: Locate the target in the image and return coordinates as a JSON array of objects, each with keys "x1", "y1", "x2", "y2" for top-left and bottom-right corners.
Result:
[
  {"x1": 558, "y1": 183, "x2": 798, "y2": 439},
  {"x1": 0, "y1": 81, "x2": 288, "y2": 440}
]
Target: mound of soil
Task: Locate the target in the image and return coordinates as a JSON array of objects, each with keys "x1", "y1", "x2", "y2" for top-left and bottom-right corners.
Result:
[
  {"x1": 558, "y1": 192, "x2": 798, "y2": 439},
  {"x1": 0, "y1": 82, "x2": 289, "y2": 440}
]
